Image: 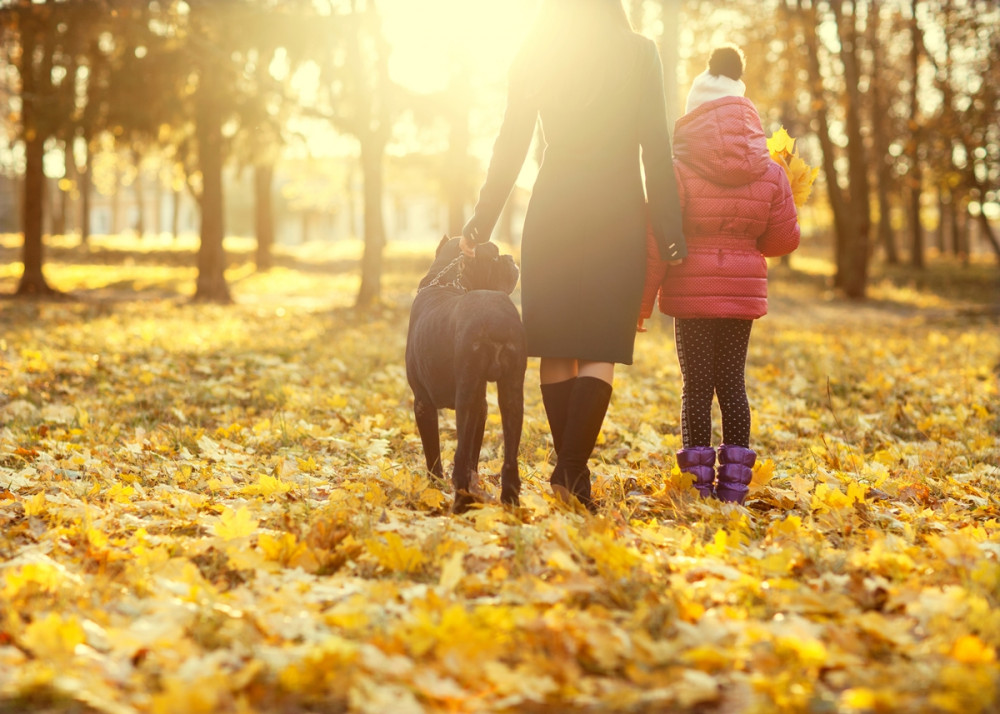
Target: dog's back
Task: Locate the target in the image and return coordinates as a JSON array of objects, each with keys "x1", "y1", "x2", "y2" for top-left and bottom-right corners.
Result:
[{"x1": 454, "y1": 291, "x2": 527, "y2": 383}]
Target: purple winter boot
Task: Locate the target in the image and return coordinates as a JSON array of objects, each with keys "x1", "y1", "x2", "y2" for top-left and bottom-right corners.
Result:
[
  {"x1": 716, "y1": 445, "x2": 756, "y2": 504},
  {"x1": 676, "y1": 447, "x2": 716, "y2": 498}
]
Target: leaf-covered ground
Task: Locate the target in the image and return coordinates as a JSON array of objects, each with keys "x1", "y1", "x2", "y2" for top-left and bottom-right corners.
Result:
[{"x1": 1, "y1": 236, "x2": 999, "y2": 713}]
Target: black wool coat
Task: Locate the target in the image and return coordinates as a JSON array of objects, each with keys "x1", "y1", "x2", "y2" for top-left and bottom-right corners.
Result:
[{"x1": 463, "y1": 31, "x2": 686, "y2": 365}]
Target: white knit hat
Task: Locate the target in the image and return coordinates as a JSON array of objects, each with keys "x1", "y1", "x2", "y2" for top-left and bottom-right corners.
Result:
[{"x1": 684, "y1": 70, "x2": 747, "y2": 114}]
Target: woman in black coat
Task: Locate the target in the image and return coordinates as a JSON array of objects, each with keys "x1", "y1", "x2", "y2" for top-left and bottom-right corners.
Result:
[{"x1": 460, "y1": 0, "x2": 686, "y2": 510}]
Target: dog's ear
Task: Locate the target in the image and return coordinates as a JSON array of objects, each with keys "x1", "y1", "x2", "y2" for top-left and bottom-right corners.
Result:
[
  {"x1": 497, "y1": 255, "x2": 520, "y2": 295},
  {"x1": 435, "y1": 235, "x2": 450, "y2": 256}
]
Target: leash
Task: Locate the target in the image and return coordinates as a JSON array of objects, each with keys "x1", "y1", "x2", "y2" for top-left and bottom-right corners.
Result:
[{"x1": 417, "y1": 256, "x2": 466, "y2": 293}]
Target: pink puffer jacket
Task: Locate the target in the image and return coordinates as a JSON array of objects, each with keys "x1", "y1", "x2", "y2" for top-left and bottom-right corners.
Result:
[{"x1": 641, "y1": 96, "x2": 800, "y2": 321}]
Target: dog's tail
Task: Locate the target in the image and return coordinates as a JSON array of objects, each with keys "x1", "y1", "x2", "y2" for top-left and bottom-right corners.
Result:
[
  {"x1": 484, "y1": 343, "x2": 509, "y2": 382},
  {"x1": 480, "y1": 332, "x2": 524, "y2": 383}
]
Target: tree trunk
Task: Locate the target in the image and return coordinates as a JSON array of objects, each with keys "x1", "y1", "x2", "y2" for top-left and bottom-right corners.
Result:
[
  {"x1": 155, "y1": 171, "x2": 164, "y2": 237},
  {"x1": 50, "y1": 177, "x2": 66, "y2": 237},
  {"x1": 78, "y1": 135, "x2": 92, "y2": 244},
  {"x1": 356, "y1": 138, "x2": 386, "y2": 308},
  {"x1": 62, "y1": 145, "x2": 77, "y2": 237},
  {"x1": 346, "y1": 160, "x2": 358, "y2": 240},
  {"x1": 254, "y1": 163, "x2": 275, "y2": 271},
  {"x1": 908, "y1": 0, "x2": 925, "y2": 269},
  {"x1": 192, "y1": 70, "x2": 231, "y2": 303},
  {"x1": 172, "y1": 186, "x2": 181, "y2": 240},
  {"x1": 111, "y1": 174, "x2": 121, "y2": 236},
  {"x1": 833, "y1": 0, "x2": 871, "y2": 299},
  {"x1": 935, "y1": 189, "x2": 948, "y2": 254},
  {"x1": 975, "y1": 209, "x2": 1000, "y2": 261},
  {"x1": 945, "y1": 190, "x2": 964, "y2": 258},
  {"x1": 868, "y1": 3, "x2": 899, "y2": 265},
  {"x1": 133, "y1": 150, "x2": 146, "y2": 239},
  {"x1": 952, "y1": 193, "x2": 969, "y2": 261},
  {"x1": 15, "y1": 16, "x2": 56, "y2": 297},
  {"x1": 350, "y1": 1, "x2": 391, "y2": 309},
  {"x1": 17, "y1": 130, "x2": 54, "y2": 296},
  {"x1": 51, "y1": 148, "x2": 70, "y2": 237},
  {"x1": 798, "y1": 0, "x2": 851, "y2": 288}
]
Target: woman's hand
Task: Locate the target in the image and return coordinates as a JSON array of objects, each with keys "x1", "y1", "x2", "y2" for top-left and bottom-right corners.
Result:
[
  {"x1": 459, "y1": 235, "x2": 477, "y2": 257},
  {"x1": 668, "y1": 259, "x2": 683, "y2": 266}
]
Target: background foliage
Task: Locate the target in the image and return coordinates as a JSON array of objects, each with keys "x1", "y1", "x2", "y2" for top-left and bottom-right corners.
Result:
[{"x1": 0, "y1": 0, "x2": 998, "y2": 303}]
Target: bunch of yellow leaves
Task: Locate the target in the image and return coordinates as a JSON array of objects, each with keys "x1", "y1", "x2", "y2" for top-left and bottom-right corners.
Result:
[{"x1": 767, "y1": 126, "x2": 820, "y2": 208}]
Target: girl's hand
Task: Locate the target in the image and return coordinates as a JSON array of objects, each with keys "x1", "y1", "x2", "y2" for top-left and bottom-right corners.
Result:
[
  {"x1": 637, "y1": 318, "x2": 647, "y2": 333},
  {"x1": 668, "y1": 259, "x2": 683, "y2": 266}
]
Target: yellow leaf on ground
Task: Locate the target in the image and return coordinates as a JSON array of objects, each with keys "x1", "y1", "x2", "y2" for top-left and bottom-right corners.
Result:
[
  {"x1": 751, "y1": 459, "x2": 775, "y2": 489},
  {"x1": 769, "y1": 515, "x2": 802, "y2": 540},
  {"x1": 420, "y1": 487, "x2": 446, "y2": 509},
  {"x1": 950, "y1": 634, "x2": 996, "y2": 664},
  {"x1": 22, "y1": 613, "x2": 85, "y2": 659},
  {"x1": 2, "y1": 561, "x2": 66, "y2": 598},
  {"x1": 213, "y1": 506, "x2": 259, "y2": 540},
  {"x1": 438, "y1": 550, "x2": 465, "y2": 592},
  {"x1": 366, "y1": 531, "x2": 426, "y2": 574},
  {"x1": 239, "y1": 473, "x2": 292, "y2": 498},
  {"x1": 22, "y1": 492, "x2": 47, "y2": 517}
]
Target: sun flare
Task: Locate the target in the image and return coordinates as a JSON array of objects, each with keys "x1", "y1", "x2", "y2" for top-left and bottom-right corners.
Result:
[{"x1": 379, "y1": 0, "x2": 535, "y2": 93}]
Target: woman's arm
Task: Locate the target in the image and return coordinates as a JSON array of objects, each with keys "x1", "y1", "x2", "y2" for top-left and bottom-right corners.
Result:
[
  {"x1": 639, "y1": 40, "x2": 686, "y2": 262},
  {"x1": 462, "y1": 70, "x2": 537, "y2": 244}
]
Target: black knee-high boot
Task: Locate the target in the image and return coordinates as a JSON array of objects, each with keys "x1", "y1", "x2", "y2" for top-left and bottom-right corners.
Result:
[
  {"x1": 551, "y1": 376, "x2": 612, "y2": 512},
  {"x1": 541, "y1": 378, "x2": 576, "y2": 455}
]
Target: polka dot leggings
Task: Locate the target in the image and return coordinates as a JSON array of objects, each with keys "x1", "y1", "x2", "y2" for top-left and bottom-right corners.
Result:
[{"x1": 674, "y1": 318, "x2": 753, "y2": 448}]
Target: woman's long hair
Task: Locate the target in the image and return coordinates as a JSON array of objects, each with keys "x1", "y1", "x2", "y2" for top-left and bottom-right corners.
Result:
[{"x1": 512, "y1": 0, "x2": 635, "y2": 106}]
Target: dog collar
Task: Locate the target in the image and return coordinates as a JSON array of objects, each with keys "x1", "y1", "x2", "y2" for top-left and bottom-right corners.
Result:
[{"x1": 418, "y1": 256, "x2": 466, "y2": 294}]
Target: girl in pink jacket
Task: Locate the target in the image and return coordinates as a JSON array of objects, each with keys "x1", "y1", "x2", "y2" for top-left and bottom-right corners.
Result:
[{"x1": 640, "y1": 45, "x2": 800, "y2": 504}]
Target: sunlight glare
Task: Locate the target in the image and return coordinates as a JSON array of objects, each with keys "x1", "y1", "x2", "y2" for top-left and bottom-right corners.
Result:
[{"x1": 379, "y1": 0, "x2": 534, "y2": 93}]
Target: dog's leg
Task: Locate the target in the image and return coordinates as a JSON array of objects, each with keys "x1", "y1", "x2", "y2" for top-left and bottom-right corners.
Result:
[
  {"x1": 452, "y1": 388, "x2": 487, "y2": 514},
  {"x1": 470, "y1": 395, "x2": 487, "y2": 481},
  {"x1": 497, "y1": 374, "x2": 524, "y2": 507},
  {"x1": 413, "y1": 392, "x2": 444, "y2": 480}
]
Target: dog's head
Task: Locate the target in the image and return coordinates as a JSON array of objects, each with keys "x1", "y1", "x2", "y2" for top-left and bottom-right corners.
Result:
[
  {"x1": 419, "y1": 236, "x2": 520, "y2": 295},
  {"x1": 461, "y1": 240, "x2": 520, "y2": 295}
]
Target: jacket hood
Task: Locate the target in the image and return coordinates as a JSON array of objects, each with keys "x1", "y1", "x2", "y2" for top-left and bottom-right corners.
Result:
[
  {"x1": 685, "y1": 70, "x2": 746, "y2": 114},
  {"x1": 673, "y1": 96, "x2": 772, "y2": 187}
]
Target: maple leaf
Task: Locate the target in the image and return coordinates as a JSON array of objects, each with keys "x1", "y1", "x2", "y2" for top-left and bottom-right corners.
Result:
[
  {"x1": 239, "y1": 472, "x2": 292, "y2": 498},
  {"x1": 365, "y1": 531, "x2": 427, "y2": 574},
  {"x1": 259, "y1": 532, "x2": 316, "y2": 570},
  {"x1": 768, "y1": 125, "x2": 819, "y2": 208},
  {"x1": 213, "y1": 506, "x2": 259, "y2": 540},
  {"x1": 767, "y1": 126, "x2": 796, "y2": 155}
]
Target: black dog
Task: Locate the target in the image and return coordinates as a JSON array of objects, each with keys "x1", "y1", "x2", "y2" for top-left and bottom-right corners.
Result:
[{"x1": 405, "y1": 236, "x2": 527, "y2": 513}]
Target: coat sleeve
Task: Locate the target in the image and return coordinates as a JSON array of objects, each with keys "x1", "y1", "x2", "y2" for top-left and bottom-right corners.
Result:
[
  {"x1": 639, "y1": 218, "x2": 669, "y2": 320},
  {"x1": 462, "y1": 66, "x2": 537, "y2": 244},
  {"x1": 757, "y1": 167, "x2": 801, "y2": 258},
  {"x1": 638, "y1": 40, "x2": 686, "y2": 262}
]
